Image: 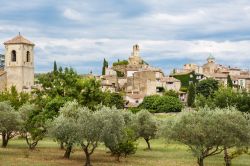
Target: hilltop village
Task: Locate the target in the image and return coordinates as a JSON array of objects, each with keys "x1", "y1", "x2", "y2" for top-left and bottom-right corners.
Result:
[
  {"x1": 99, "y1": 44, "x2": 250, "y2": 107},
  {"x1": 0, "y1": 35, "x2": 250, "y2": 108}
]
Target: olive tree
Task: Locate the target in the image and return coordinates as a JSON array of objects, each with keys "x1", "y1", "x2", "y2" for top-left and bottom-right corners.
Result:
[
  {"x1": 77, "y1": 108, "x2": 105, "y2": 166},
  {"x1": 49, "y1": 101, "x2": 81, "y2": 159},
  {"x1": 19, "y1": 103, "x2": 46, "y2": 150},
  {"x1": 134, "y1": 110, "x2": 157, "y2": 150},
  {"x1": 0, "y1": 101, "x2": 22, "y2": 148},
  {"x1": 221, "y1": 112, "x2": 250, "y2": 166},
  {"x1": 161, "y1": 107, "x2": 250, "y2": 166},
  {"x1": 101, "y1": 107, "x2": 137, "y2": 161},
  {"x1": 219, "y1": 108, "x2": 250, "y2": 166}
]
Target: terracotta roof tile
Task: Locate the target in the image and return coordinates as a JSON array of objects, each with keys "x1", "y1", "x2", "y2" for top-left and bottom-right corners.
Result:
[{"x1": 4, "y1": 35, "x2": 34, "y2": 46}]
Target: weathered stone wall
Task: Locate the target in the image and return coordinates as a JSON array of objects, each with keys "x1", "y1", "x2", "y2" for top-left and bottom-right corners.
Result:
[
  {"x1": 0, "y1": 72, "x2": 7, "y2": 91},
  {"x1": 5, "y1": 44, "x2": 34, "y2": 92}
]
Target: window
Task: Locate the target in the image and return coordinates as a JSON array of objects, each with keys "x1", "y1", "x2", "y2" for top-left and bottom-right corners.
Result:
[
  {"x1": 11, "y1": 50, "x2": 16, "y2": 62},
  {"x1": 26, "y1": 51, "x2": 30, "y2": 62}
]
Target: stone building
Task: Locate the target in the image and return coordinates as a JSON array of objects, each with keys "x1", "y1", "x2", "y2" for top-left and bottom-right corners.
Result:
[
  {"x1": 174, "y1": 54, "x2": 250, "y2": 91},
  {"x1": 0, "y1": 34, "x2": 35, "y2": 92},
  {"x1": 101, "y1": 44, "x2": 182, "y2": 107}
]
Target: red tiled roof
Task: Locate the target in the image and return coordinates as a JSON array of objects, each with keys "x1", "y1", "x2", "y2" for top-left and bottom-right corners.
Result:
[{"x1": 4, "y1": 35, "x2": 35, "y2": 46}]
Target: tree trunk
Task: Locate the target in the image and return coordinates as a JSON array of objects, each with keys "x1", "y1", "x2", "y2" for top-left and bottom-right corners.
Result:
[
  {"x1": 25, "y1": 136, "x2": 38, "y2": 150},
  {"x1": 64, "y1": 146, "x2": 72, "y2": 159},
  {"x1": 60, "y1": 142, "x2": 64, "y2": 150},
  {"x1": 2, "y1": 132, "x2": 9, "y2": 148},
  {"x1": 84, "y1": 149, "x2": 92, "y2": 166},
  {"x1": 116, "y1": 155, "x2": 120, "y2": 162},
  {"x1": 224, "y1": 147, "x2": 231, "y2": 166},
  {"x1": 144, "y1": 138, "x2": 151, "y2": 150},
  {"x1": 197, "y1": 157, "x2": 204, "y2": 166}
]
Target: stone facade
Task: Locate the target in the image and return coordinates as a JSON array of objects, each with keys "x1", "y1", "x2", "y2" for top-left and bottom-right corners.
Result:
[
  {"x1": 0, "y1": 34, "x2": 35, "y2": 92},
  {"x1": 101, "y1": 44, "x2": 182, "y2": 107},
  {"x1": 174, "y1": 55, "x2": 250, "y2": 91}
]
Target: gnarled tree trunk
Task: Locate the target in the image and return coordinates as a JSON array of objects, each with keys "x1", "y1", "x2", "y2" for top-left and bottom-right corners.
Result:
[
  {"x1": 197, "y1": 157, "x2": 204, "y2": 166},
  {"x1": 64, "y1": 145, "x2": 72, "y2": 159},
  {"x1": 224, "y1": 147, "x2": 231, "y2": 166},
  {"x1": 83, "y1": 148, "x2": 92, "y2": 166},
  {"x1": 60, "y1": 142, "x2": 64, "y2": 150},
  {"x1": 2, "y1": 132, "x2": 9, "y2": 148},
  {"x1": 144, "y1": 138, "x2": 151, "y2": 150}
]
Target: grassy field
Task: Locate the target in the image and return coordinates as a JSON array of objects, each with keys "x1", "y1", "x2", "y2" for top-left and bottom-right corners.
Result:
[{"x1": 0, "y1": 138, "x2": 249, "y2": 166}]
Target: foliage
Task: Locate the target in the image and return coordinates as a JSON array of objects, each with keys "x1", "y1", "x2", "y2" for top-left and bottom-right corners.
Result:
[
  {"x1": 110, "y1": 128, "x2": 137, "y2": 161},
  {"x1": 34, "y1": 67, "x2": 80, "y2": 118},
  {"x1": 236, "y1": 91, "x2": 250, "y2": 112},
  {"x1": 77, "y1": 78, "x2": 103, "y2": 110},
  {"x1": 172, "y1": 71, "x2": 198, "y2": 92},
  {"x1": 195, "y1": 94, "x2": 215, "y2": 109},
  {"x1": 196, "y1": 78, "x2": 219, "y2": 98},
  {"x1": 113, "y1": 60, "x2": 128, "y2": 66},
  {"x1": 102, "y1": 58, "x2": 108, "y2": 75},
  {"x1": 116, "y1": 70, "x2": 125, "y2": 77},
  {"x1": 101, "y1": 107, "x2": 126, "y2": 154},
  {"x1": 139, "y1": 95, "x2": 161, "y2": 112},
  {"x1": 128, "y1": 107, "x2": 142, "y2": 114},
  {"x1": 227, "y1": 75, "x2": 233, "y2": 88},
  {"x1": 139, "y1": 95, "x2": 182, "y2": 113},
  {"x1": 195, "y1": 87, "x2": 250, "y2": 113},
  {"x1": 213, "y1": 87, "x2": 237, "y2": 108},
  {"x1": 0, "y1": 101, "x2": 22, "y2": 147},
  {"x1": 220, "y1": 109, "x2": 250, "y2": 166},
  {"x1": 102, "y1": 92, "x2": 124, "y2": 109},
  {"x1": 162, "y1": 107, "x2": 250, "y2": 166},
  {"x1": 76, "y1": 107, "x2": 106, "y2": 166},
  {"x1": 163, "y1": 90, "x2": 179, "y2": 98},
  {"x1": 134, "y1": 110, "x2": 157, "y2": 150},
  {"x1": 49, "y1": 101, "x2": 81, "y2": 158},
  {"x1": 187, "y1": 83, "x2": 195, "y2": 107},
  {"x1": 19, "y1": 103, "x2": 46, "y2": 150},
  {"x1": 0, "y1": 86, "x2": 29, "y2": 110}
]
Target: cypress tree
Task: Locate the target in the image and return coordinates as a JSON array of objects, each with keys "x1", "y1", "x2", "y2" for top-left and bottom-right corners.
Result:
[
  {"x1": 53, "y1": 61, "x2": 57, "y2": 73},
  {"x1": 102, "y1": 58, "x2": 108, "y2": 75},
  {"x1": 227, "y1": 75, "x2": 233, "y2": 88},
  {"x1": 187, "y1": 83, "x2": 195, "y2": 107}
]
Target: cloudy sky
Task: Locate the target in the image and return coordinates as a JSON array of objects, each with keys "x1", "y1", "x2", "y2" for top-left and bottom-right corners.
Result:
[{"x1": 0, "y1": 0, "x2": 250, "y2": 74}]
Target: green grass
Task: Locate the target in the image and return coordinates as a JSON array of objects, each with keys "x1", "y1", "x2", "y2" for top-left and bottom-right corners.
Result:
[{"x1": 0, "y1": 138, "x2": 249, "y2": 166}]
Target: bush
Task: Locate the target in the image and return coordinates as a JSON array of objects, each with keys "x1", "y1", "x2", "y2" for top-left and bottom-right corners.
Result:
[
  {"x1": 139, "y1": 95, "x2": 182, "y2": 113},
  {"x1": 113, "y1": 60, "x2": 129, "y2": 66}
]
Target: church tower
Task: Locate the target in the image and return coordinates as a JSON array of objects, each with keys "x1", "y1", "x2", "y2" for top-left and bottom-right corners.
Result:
[
  {"x1": 4, "y1": 34, "x2": 35, "y2": 92},
  {"x1": 128, "y1": 44, "x2": 143, "y2": 65}
]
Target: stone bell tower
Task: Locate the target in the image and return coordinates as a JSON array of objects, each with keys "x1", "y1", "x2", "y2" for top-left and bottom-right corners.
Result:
[
  {"x1": 128, "y1": 44, "x2": 143, "y2": 65},
  {"x1": 4, "y1": 33, "x2": 35, "y2": 92}
]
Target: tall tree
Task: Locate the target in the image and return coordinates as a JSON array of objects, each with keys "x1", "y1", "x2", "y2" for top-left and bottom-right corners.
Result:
[
  {"x1": 227, "y1": 75, "x2": 233, "y2": 88},
  {"x1": 53, "y1": 61, "x2": 58, "y2": 73},
  {"x1": 102, "y1": 58, "x2": 108, "y2": 75},
  {"x1": 187, "y1": 83, "x2": 195, "y2": 107}
]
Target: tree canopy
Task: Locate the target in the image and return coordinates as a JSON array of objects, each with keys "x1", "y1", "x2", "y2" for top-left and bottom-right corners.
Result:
[{"x1": 196, "y1": 78, "x2": 219, "y2": 98}]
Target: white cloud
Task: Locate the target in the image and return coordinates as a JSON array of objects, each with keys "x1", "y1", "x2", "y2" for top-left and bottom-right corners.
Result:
[{"x1": 63, "y1": 8, "x2": 83, "y2": 21}]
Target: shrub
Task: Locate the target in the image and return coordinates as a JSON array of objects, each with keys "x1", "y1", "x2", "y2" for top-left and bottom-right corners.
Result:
[{"x1": 139, "y1": 95, "x2": 182, "y2": 113}]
